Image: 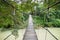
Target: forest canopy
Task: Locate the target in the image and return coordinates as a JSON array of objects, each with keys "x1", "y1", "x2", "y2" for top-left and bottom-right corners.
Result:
[{"x1": 0, "y1": 0, "x2": 60, "y2": 29}]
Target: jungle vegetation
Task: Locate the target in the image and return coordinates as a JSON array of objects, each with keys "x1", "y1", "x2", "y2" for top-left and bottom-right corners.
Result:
[{"x1": 0, "y1": 0, "x2": 60, "y2": 29}]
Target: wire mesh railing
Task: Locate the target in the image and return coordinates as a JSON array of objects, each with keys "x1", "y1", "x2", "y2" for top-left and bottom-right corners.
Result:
[{"x1": 44, "y1": 28, "x2": 58, "y2": 40}]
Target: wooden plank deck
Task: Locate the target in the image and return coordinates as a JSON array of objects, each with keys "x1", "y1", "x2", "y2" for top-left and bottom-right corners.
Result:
[{"x1": 23, "y1": 15, "x2": 38, "y2": 40}]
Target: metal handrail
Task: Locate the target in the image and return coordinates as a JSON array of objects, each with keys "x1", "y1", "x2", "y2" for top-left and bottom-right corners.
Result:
[
  {"x1": 41, "y1": 1, "x2": 60, "y2": 12},
  {"x1": 4, "y1": 34, "x2": 12, "y2": 40},
  {"x1": 44, "y1": 28, "x2": 58, "y2": 40}
]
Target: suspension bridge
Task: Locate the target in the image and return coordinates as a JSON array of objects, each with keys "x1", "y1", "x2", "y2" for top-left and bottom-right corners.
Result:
[{"x1": 0, "y1": 15, "x2": 59, "y2": 40}]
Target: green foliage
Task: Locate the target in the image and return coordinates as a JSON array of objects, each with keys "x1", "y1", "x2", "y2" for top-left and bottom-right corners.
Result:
[
  {"x1": 0, "y1": 0, "x2": 29, "y2": 29},
  {"x1": 33, "y1": 16, "x2": 44, "y2": 28},
  {"x1": 0, "y1": 0, "x2": 60, "y2": 29},
  {"x1": 0, "y1": 0, "x2": 14, "y2": 28},
  {"x1": 33, "y1": 0, "x2": 60, "y2": 27},
  {"x1": 52, "y1": 19, "x2": 60, "y2": 27}
]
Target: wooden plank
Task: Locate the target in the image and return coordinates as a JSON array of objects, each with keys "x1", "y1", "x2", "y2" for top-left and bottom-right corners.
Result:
[{"x1": 23, "y1": 15, "x2": 38, "y2": 40}]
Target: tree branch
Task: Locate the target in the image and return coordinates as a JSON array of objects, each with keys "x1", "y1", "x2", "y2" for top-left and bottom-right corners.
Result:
[{"x1": 2, "y1": 0, "x2": 15, "y2": 8}]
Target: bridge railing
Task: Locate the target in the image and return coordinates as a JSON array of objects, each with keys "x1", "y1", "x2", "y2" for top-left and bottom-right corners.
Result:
[{"x1": 44, "y1": 28, "x2": 58, "y2": 40}]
